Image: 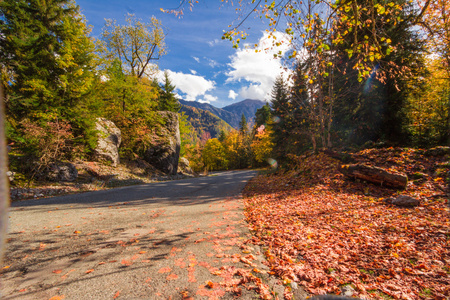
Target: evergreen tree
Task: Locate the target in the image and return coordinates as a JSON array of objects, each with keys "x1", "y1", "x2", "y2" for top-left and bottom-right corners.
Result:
[
  {"x1": 270, "y1": 76, "x2": 292, "y2": 159},
  {"x1": 159, "y1": 71, "x2": 180, "y2": 112},
  {"x1": 239, "y1": 113, "x2": 248, "y2": 135},
  {"x1": 254, "y1": 103, "x2": 271, "y2": 128},
  {"x1": 0, "y1": 0, "x2": 95, "y2": 120}
]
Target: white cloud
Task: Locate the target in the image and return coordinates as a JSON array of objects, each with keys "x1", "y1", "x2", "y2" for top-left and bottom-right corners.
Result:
[
  {"x1": 198, "y1": 94, "x2": 218, "y2": 104},
  {"x1": 190, "y1": 69, "x2": 197, "y2": 75},
  {"x1": 206, "y1": 58, "x2": 220, "y2": 68},
  {"x1": 193, "y1": 56, "x2": 200, "y2": 63},
  {"x1": 226, "y1": 31, "x2": 292, "y2": 101},
  {"x1": 207, "y1": 39, "x2": 221, "y2": 47},
  {"x1": 160, "y1": 70, "x2": 216, "y2": 101},
  {"x1": 228, "y1": 90, "x2": 238, "y2": 100}
]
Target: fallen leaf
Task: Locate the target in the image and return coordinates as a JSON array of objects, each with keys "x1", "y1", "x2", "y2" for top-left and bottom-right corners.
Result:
[
  {"x1": 52, "y1": 269, "x2": 62, "y2": 274},
  {"x1": 158, "y1": 267, "x2": 172, "y2": 273},
  {"x1": 167, "y1": 273, "x2": 179, "y2": 280},
  {"x1": 85, "y1": 269, "x2": 94, "y2": 274}
]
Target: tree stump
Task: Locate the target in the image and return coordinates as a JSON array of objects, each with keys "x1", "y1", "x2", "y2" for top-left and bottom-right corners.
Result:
[{"x1": 338, "y1": 164, "x2": 408, "y2": 189}]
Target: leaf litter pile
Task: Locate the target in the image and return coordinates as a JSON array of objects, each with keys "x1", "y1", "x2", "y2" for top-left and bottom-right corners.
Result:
[{"x1": 243, "y1": 148, "x2": 449, "y2": 299}]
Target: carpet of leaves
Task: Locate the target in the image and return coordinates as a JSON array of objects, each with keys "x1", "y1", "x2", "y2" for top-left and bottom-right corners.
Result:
[{"x1": 243, "y1": 148, "x2": 449, "y2": 300}]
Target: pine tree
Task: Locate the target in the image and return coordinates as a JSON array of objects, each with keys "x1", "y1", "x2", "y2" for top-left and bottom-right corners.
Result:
[
  {"x1": 270, "y1": 76, "x2": 292, "y2": 159},
  {"x1": 159, "y1": 71, "x2": 180, "y2": 112},
  {"x1": 239, "y1": 113, "x2": 248, "y2": 135},
  {"x1": 0, "y1": 0, "x2": 95, "y2": 120},
  {"x1": 254, "y1": 103, "x2": 271, "y2": 128}
]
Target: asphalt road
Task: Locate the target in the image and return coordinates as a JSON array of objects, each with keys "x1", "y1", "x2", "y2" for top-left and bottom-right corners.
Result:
[{"x1": 1, "y1": 170, "x2": 262, "y2": 299}]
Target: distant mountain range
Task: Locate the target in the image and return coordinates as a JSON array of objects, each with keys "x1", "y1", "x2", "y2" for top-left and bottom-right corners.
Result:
[
  {"x1": 179, "y1": 99, "x2": 266, "y2": 140},
  {"x1": 179, "y1": 99, "x2": 266, "y2": 129}
]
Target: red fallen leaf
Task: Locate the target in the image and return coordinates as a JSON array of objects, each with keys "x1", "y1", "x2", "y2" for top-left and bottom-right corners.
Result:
[
  {"x1": 98, "y1": 262, "x2": 106, "y2": 265},
  {"x1": 85, "y1": 269, "x2": 94, "y2": 274},
  {"x1": 113, "y1": 290, "x2": 120, "y2": 299},
  {"x1": 167, "y1": 273, "x2": 179, "y2": 280},
  {"x1": 18, "y1": 289, "x2": 26, "y2": 292},
  {"x1": 158, "y1": 267, "x2": 172, "y2": 273},
  {"x1": 121, "y1": 259, "x2": 132, "y2": 266},
  {"x1": 145, "y1": 277, "x2": 152, "y2": 283},
  {"x1": 49, "y1": 296, "x2": 65, "y2": 300},
  {"x1": 52, "y1": 269, "x2": 62, "y2": 274},
  {"x1": 139, "y1": 251, "x2": 147, "y2": 254}
]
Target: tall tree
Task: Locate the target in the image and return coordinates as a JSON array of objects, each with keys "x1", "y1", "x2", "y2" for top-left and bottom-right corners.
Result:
[
  {"x1": 0, "y1": 0, "x2": 95, "y2": 120},
  {"x1": 270, "y1": 76, "x2": 293, "y2": 157},
  {"x1": 159, "y1": 71, "x2": 180, "y2": 112},
  {"x1": 239, "y1": 113, "x2": 248, "y2": 135},
  {"x1": 101, "y1": 14, "x2": 166, "y2": 79}
]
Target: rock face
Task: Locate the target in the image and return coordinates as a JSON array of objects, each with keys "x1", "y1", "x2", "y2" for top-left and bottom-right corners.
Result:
[
  {"x1": 94, "y1": 118, "x2": 121, "y2": 167},
  {"x1": 144, "y1": 111, "x2": 180, "y2": 175},
  {"x1": 178, "y1": 157, "x2": 194, "y2": 176},
  {"x1": 46, "y1": 162, "x2": 78, "y2": 182}
]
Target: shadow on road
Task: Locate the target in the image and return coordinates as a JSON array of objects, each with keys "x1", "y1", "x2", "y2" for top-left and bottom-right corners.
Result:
[{"x1": 9, "y1": 170, "x2": 257, "y2": 212}]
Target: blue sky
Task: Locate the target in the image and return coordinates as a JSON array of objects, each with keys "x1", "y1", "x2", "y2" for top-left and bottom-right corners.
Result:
[{"x1": 76, "y1": 0, "x2": 292, "y2": 107}]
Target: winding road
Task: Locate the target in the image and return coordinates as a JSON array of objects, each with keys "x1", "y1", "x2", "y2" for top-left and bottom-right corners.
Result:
[{"x1": 1, "y1": 170, "x2": 261, "y2": 299}]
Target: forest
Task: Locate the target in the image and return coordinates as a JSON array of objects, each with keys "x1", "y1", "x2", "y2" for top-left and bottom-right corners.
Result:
[{"x1": 1, "y1": 0, "x2": 449, "y2": 176}]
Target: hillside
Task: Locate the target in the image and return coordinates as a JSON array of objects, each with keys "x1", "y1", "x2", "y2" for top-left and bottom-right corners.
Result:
[
  {"x1": 179, "y1": 104, "x2": 233, "y2": 139},
  {"x1": 179, "y1": 100, "x2": 240, "y2": 128},
  {"x1": 179, "y1": 99, "x2": 266, "y2": 129},
  {"x1": 222, "y1": 99, "x2": 266, "y2": 124}
]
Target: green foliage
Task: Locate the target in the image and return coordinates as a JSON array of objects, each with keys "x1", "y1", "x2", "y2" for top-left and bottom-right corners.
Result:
[
  {"x1": 254, "y1": 103, "x2": 271, "y2": 128},
  {"x1": 159, "y1": 71, "x2": 180, "y2": 112},
  {"x1": 1, "y1": 0, "x2": 97, "y2": 160},
  {"x1": 179, "y1": 112, "x2": 197, "y2": 157},
  {"x1": 92, "y1": 60, "x2": 160, "y2": 158},
  {"x1": 100, "y1": 13, "x2": 166, "y2": 78},
  {"x1": 0, "y1": 0, "x2": 96, "y2": 119},
  {"x1": 239, "y1": 113, "x2": 248, "y2": 135}
]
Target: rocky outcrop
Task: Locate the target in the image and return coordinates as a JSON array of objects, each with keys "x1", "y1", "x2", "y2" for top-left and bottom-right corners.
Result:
[
  {"x1": 45, "y1": 162, "x2": 78, "y2": 182},
  {"x1": 94, "y1": 118, "x2": 121, "y2": 167},
  {"x1": 144, "y1": 111, "x2": 180, "y2": 175},
  {"x1": 178, "y1": 157, "x2": 195, "y2": 176}
]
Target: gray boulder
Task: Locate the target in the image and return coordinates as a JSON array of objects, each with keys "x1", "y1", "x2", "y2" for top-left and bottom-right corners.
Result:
[
  {"x1": 46, "y1": 162, "x2": 78, "y2": 182},
  {"x1": 178, "y1": 157, "x2": 195, "y2": 176},
  {"x1": 94, "y1": 118, "x2": 121, "y2": 167},
  {"x1": 144, "y1": 111, "x2": 180, "y2": 175}
]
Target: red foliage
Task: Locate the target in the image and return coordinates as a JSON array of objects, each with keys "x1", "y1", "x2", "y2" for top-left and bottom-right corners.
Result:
[{"x1": 243, "y1": 149, "x2": 449, "y2": 299}]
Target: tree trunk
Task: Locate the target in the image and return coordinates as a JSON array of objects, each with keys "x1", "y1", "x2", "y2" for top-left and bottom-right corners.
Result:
[{"x1": 338, "y1": 164, "x2": 408, "y2": 189}]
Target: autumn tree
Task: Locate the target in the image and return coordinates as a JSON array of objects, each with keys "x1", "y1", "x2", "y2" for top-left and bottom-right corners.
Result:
[
  {"x1": 202, "y1": 138, "x2": 228, "y2": 171},
  {"x1": 332, "y1": 0, "x2": 426, "y2": 145},
  {"x1": 101, "y1": 14, "x2": 166, "y2": 79},
  {"x1": 0, "y1": 0, "x2": 96, "y2": 161},
  {"x1": 0, "y1": 0, "x2": 95, "y2": 119}
]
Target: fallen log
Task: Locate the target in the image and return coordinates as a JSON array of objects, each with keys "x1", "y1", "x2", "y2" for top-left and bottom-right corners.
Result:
[{"x1": 338, "y1": 164, "x2": 408, "y2": 189}]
